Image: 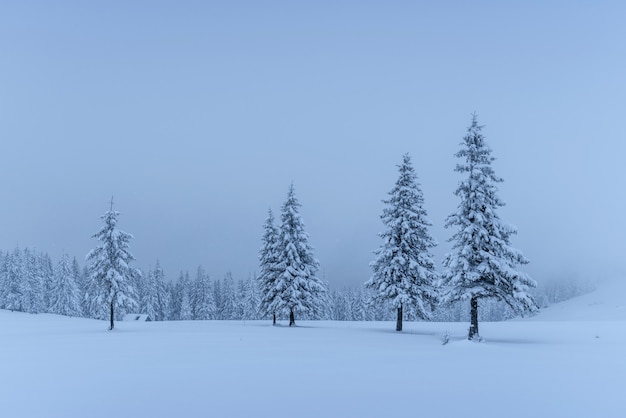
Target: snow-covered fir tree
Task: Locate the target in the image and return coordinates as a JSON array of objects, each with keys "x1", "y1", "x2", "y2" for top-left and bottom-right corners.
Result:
[
  {"x1": 441, "y1": 115, "x2": 538, "y2": 340},
  {"x1": 141, "y1": 264, "x2": 160, "y2": 321},
  {"x1": 241, "y1": 274, "x2": 261, "y2": 321},
  {"x1": 193, "y1": 266, "x2": 216, "y2": 320},
  {"x1": 0, "y1": 248, "x2": 25, "y2": 312},
  {"x1": 349, "y1": 287, "x2": 372, "y2": 321},
  {"x1": 274, "y1": 184, "x2": 326, "y2": 326},
  {"x1": 71, "y1": 257, "x2": 86, "y2": 316},
  {"x1": 236, "y1": 279, "x2": 246, "y2": 319},
  {"x1": 22, "y1": 248, "x2": 45, "y2": 314},
  {"x1": 365, "y1": 153, "x2": 439, "y2": 331},
  {"x1": 258, "y1": 208, "x2": 282, "y2": 324},
  {"x1": 138, "y1": 262, "x2": 168, "y2": 321},
  {"x1": 129, "y1": 267, "x2": 144, "y2": 311},
  {"x1": 178, "y1": 271, "x2": 193, "y2": 320},
  {"x1": 212, "y1": 278, "x2": 223, "y2": 319},
  {"x1": 84, "y1": 266, "x2": 101, "y2": 319},
  {"x1": 0, "y1": 251, "x2": 5, "y2": 308},
  {"x1": 163, "y1": 280, "x2": 177, "y2": 321},
  {"x1": 85, "y1": 201, "x2": 139, "y2": 330},
  {"x1": 329, "y1": 288, "x2": 351, "y2": 321},
  {"x1": 80, "y1": 265, "x2": 91, "y2": 316},
  {"x1": 153, "y1": 262, "x2": 170, "y2": 321},
  {"x1": 221, "y1": 272, "x2": 238, "y2": 320},
  {"x1": 40, "y1": 253, "x2": 54, "y2": 312},
  {"x1": 49, "y1": 252, "x2": 81, "y2": 317}
]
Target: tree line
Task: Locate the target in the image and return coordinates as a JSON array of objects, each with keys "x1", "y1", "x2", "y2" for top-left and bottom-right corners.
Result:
[
  {"x1": 0, "y1": 247, "x2": 290, "y2": 323},
  {"x1": 0, "y1": 115, "x2": 587, "y2": 338},
  {"x1": 0, "y1": 245, "x2": 591, "y2": 323}
]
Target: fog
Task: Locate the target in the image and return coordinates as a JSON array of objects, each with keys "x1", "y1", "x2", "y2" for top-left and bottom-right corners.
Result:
[{"x1": 1, "y1": 2, "x2": 624, "y2": 287}]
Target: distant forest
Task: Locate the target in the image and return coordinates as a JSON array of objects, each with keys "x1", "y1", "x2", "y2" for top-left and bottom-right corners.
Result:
[{"x1": 0, "y1": 245, "x2": 594, "y2": 323}]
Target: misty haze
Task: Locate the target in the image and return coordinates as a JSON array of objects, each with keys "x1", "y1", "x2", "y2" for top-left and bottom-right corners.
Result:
[{"x1": 0, "y1": 2, "x2": 624, "y2": 418}]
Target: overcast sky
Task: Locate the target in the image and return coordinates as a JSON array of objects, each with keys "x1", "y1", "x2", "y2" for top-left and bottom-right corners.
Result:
[{"x1": 1, "y1": 1, "x2": 624, "y2": 288}]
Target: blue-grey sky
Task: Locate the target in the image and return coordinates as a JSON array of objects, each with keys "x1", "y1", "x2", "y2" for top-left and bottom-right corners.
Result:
[{"x1": 1, "y1": 1, "x2": 625, "y2": 287}]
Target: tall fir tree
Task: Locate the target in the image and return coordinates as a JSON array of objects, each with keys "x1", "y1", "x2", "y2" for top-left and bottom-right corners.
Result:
[
  {"x1": 71, "y1": 257, "x2": 86, "y2": 316},
  {"x1": 80, "y1": 265, "x2": 91, "y2": 316},
  {"x1": 85, "y1": 200, "x2": 139, "y2": 330},
  {"x1": 1, "y1": 248, "x2": 25, "y2": 312},
  {"x1": 164, "y1": 280, "x2": 177, "y2": 321},
  {"x1": 258, "y1": 208, "x2": 281, "y2": 324},
  {"x1": 236, "y1": 279, "x2": 246, "y2": 320},
  {"x1": 441, "y1": 115, "x2": 538, "y2": 340},
  {"x1": 350, "y1": 287, "x2": 372, "y2": 322},
  {"x1": 84, "y1": 265, "x2": 102, "y2": 319},
  {"x1": 221, "y1": 272, "x2": 238, "y2": 320},
  {"x1": 0, "y1": 251, "x2": 5, "y2": 308},
  {"x1": 242, "y1": 274, "x2": 261, "y2": 321},
  {"x1": 193, "y1": 266, "x2": 216, "y2": 320},
  {"x1": 274, "y1": 184, "x2": 326, "y2": 326},
  {"x1": 153, "y1": 261, "x2": 170, "y2": 321},
  {"x1": 23, "y1": 248, "x2": 45, "y2": 314},
  {"x1": 141, "y1": 264, "x2": 160, "y2": 321},
  {"x1": 212, "y1": 278, "x2": 223, "y2": 319},
  {"x1": 365, "y1": 154, "x2": 439, "y2": 331},
  {"x1": 178, "y1": 271, "x2": 193, "y2": 320},
  {"x1": 49, "y1": 252, "x2": 81, "y2": 317},
  {"x1": 40, "y1": 253, "x2": 54, "y2": 312}
]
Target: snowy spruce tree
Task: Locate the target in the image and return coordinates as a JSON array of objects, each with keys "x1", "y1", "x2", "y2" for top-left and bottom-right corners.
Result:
[
  {"x1": 39, "y1": 253, "x2": 54, "y2": 311},
  {"x1": 258, "y1": 209, "x2": 282, "y2": 324},
  {"x1": 193, "y1": 266, "x2": 216, "y2": 320},
  {"x1": 236, "y1": 279, "x2": 247, "y2": 319},
  {"x1": 49, "y1": 252, "x2": 81, "y2": 317},
  {"x1": 141, "y1": 263, "x2": 161, "y2": 322},
  {"x1": 85, "y1": 200, "x2": 139, "y2": 330},
  {"x1": 441, "y1": 115, "x2": 538, "y2": 340},
  {"x1": 221, "y1": 272, "x2": 238, "y2": 320},
  {"x1": 365, "y1": 154, "x2": 439, "y2": 331},
  {"x1": 153, "y1": 263, "x2": 170, "y2": 321},
  {"x1": 0, "y1": 248, "x2": 25, "y2": 312},
  {"x1": 22, "y1": 248, "x2": 45, "y2": 314},
  {"x1": 274, "y1": 184, "x2": 326, "y2": 326},
  {"x1": 178, "y1": 271, "x2": 193, "y2": 320},
  {"x1": 72, "y1": 257, "x2": 87, "y2": 316},
  {"x1": 139, "y1": 261, "x2": 170, "y2": 321},
  {"x1": 241, "y1": 275, "x2": 261, "y2": 321}
]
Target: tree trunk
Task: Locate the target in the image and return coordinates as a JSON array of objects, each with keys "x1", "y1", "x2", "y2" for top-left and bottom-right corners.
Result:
[
  {"x1": 272, "y1": 313, "x2": 276, "y2": 326},
  {"x1": 109, "y1": 302, "x2": 115, "y2": 331},
  {"x1": 289, "y1": 308, "x2": 295, "y2": 327},
  {"x1": 468, "y1": 296, "x2": 479, "y2": 340},
  {"x1": 396, "y1": 304, "x2": 403, "y2": 332}
]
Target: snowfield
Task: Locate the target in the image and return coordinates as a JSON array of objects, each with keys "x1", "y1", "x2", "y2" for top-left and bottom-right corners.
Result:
[{"x1": 2, "y1": 280, "x2": 625, "y2": 418}]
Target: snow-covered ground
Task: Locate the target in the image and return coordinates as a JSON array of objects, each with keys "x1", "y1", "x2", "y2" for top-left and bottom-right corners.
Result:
[
  {"x1": 531, "y1": 277, "x2": 626, "y2": 322},
  {"x1": 1, "y1": 280, "x2": 625, "y2": 418}
]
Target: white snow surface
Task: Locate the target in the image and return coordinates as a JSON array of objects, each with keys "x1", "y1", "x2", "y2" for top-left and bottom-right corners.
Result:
[
  {"x1": 531, "y1": 277, "x2": 626, "y2": 321},
  {"x1": 2, "y1": 280, "x2": 625, "y2": 418}
]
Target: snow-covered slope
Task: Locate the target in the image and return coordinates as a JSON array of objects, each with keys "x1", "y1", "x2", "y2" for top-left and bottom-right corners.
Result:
[
  {"x1": 532, "y1": 277, "x2": 626, "y2": 321},
  {"x1": 1, "y1": 280, "x2": 625, "y2": 418}
]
